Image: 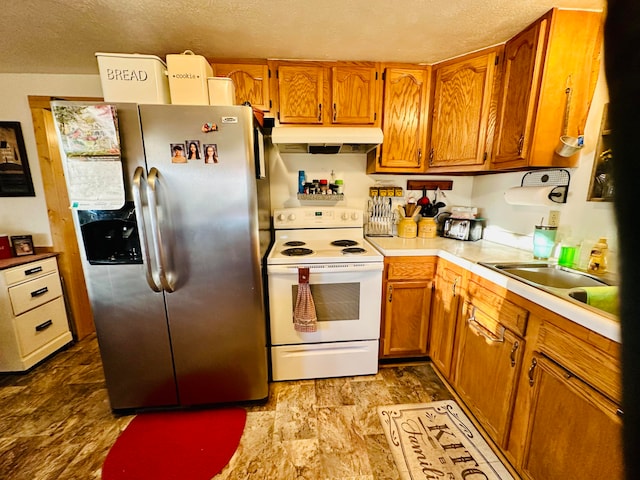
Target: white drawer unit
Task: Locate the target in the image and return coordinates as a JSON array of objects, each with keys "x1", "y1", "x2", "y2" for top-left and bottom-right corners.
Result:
[{"x1": 0, "y1": 255, "x2": 73, "y2": 371}]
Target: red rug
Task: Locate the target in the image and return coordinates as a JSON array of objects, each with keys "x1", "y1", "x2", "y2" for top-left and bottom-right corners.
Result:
[{"x1": 102, "y1": 407, "x2": 246, "y2": 480}]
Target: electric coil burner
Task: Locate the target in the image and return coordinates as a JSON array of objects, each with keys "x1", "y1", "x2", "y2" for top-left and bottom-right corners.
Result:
[
  {"x1": 282, "y1": 247, "x2": 313, "y2": 256},
  {"x1": 266, "y1": 207, "x2": 384, "y2": 381},
  {"x1": 331, "y1": 239, "x2": 358, "y2": 247}
]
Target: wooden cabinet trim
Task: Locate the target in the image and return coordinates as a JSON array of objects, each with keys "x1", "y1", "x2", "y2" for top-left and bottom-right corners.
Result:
[{"x1": 537, "y1": 320, "x2": 621, "y2": 403}]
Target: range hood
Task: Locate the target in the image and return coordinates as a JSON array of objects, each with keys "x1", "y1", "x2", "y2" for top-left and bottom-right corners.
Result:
[{"x1": 271, "y1": 126, "x2": 383, "y2": 154}]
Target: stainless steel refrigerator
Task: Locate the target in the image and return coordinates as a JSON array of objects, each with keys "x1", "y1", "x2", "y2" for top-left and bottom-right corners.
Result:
[{"x1": 51, "y1": 102, "x2": 271, "y2": 411}]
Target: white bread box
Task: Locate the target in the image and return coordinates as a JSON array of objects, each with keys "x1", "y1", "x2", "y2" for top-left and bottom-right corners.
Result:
[
  {"x1": 95, "y1": 52, "x2": 171, "y2": 104},
  {"x1": 207, "y1": 77, "x2": 236, "y2": 106},
  {"x1": 166, "y1": 50, "x2": 213, "y2": 105}
]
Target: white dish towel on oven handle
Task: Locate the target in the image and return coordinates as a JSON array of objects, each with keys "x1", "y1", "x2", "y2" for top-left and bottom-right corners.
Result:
[{"x1": 293, "y1": 267, "x2": 317, "y2": 332}]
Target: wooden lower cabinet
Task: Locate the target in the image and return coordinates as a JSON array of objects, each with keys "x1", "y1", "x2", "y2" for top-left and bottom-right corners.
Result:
[
  {"x1": 437, "y1": 271, "x2": 622, "y2": 480},
  {"x1": 379, "y1": 257, "x2": 436, "y2": 358},
  {"x1": 519, "y1": 354, "x2": 623, "y2": 480},
  {"x1": 428, "y1": 259, "x2": 464, "y2": 379},
  {"x1": 454, "y1": 297, "x2": 525, "y2": 447}
]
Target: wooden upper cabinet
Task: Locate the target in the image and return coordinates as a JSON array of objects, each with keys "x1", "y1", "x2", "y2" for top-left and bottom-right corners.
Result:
[
  {"x1": 367, "y1": 66, "x2": 430, "y2": 173},
  {"x1": 331, "y1": 66, "x2": 378, "y2": 124},
  {"x1": 427, "y1": 47, "x2": 501, "y2": 173},
  {"x1": 276, "y1": 63, "x2": 325, "y2": 124},
  {"x1": 492, "y1": 8, "x2": 603, "y2": 170},
  {"x1": 273, "y1": 61, "x2": 380, "y2": 125},
  {"x1": 211, "y1": 62, "x2": 271, "y2": 111}
]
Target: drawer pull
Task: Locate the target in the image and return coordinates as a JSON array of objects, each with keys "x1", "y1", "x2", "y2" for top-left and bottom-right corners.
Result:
[
  {"x1": 31, "y1": 287, "x2": 49, "y2": 297},
  {"x1": 25, "y1": 266, "x2": 43, "y2": 275},
  {"x1": 35, "y1": 319, "x2": 53, "y2": 332},
  {"x1": 616, "y1": 408, "x2": 624, "y2": 417}
]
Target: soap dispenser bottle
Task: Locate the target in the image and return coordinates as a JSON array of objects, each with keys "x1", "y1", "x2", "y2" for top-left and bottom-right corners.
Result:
[{"x1": 587, "y1": 237, "x2": 608, "y2": 273}]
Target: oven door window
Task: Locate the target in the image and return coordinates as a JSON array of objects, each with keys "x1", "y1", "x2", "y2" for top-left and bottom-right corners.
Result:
[{"x1": 292, "y1": 283, "x2": 359, "y2": 321}]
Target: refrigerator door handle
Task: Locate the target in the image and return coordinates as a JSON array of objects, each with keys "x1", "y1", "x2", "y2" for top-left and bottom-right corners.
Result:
[
  {"x1": 147, "y1": 167, "x2": 176, "y2": 293},
  {"x1": 132, "y1": 167, "x2": 162, "y2": 292}
]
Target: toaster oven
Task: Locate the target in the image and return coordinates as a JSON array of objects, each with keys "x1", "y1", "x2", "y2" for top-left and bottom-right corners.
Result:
[{"x1": 442, "y1": 218, "x2": 483, "y2": 241}]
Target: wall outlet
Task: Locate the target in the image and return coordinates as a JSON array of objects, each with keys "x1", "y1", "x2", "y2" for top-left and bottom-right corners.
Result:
[{"x1": 548, "y1": 210, "x2": 560, "y2": 227}]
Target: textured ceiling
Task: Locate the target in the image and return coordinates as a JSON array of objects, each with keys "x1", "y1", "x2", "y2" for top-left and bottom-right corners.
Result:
[{"x1": 2, "y1": 0, "x2": 605, "y2": 74}]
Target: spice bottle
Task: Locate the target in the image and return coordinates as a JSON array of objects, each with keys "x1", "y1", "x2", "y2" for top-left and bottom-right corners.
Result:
[{"x1": 587, "y1": 237, "x2": 608, "y2": 274}]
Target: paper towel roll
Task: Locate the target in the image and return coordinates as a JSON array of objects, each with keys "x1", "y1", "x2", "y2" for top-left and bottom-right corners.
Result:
[{"x1": 504, "y1": 186, "x2": 558, "y2": 206}]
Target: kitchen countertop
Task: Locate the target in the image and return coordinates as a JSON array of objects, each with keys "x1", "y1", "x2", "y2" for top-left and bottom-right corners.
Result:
[
  {"x1": 366, "y1": 236, "x2": 620, "y2": 343},
  {"x1": 0, "y1": 252, "x2": 58, "y2": 271}
]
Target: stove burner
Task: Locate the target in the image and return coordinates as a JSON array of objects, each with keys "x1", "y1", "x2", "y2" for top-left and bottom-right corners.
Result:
[
  {"x1": 281, "y1": 247, "x2": 314, "y2": 256},
  {"x1": 331, "y1": 239, "x2": 358, "y2": 247},
  {"x1": 284, "y1": 241, "x2": 306, "y2": 246},
  {"x1": 342, "y1": 247, "x2": 366, "y2": 255}
]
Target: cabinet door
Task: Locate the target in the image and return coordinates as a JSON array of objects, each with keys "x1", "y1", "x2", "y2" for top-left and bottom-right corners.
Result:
[
  {"x1": 521, "y1": 355, "x2": 624, "y2": 480},
  {"x1": 429, "y1": 260, "x2": 464, "y2": 379},
  {"x1": 428, "y1": 51, "x2": 497, "y2": 170},
  {"x1": 374, "y1": 68, "x2": 430, "y2": 172},
  {"x1": 212, "y1": 63, "x2": 270, "y2": 111},
  {"x1": 331, "y1": 66, "x2": 378, "y2": 124},
  {"x1": 492, "y1": 18, "x2": 546, "y2": 167},
  {"x1": 381, "y1": 280, "x2": 432, "y2": 357},
  {"x1": 455, "y1": 301, "x2": 524, "y2": 447},
  {"x1": 277, "y1": 64, "x2": 324, "y2": 124}
]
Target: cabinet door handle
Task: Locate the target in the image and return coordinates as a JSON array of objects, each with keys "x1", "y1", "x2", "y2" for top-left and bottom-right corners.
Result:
[
  {"x1": 467, "y1": 306, "x2": 505, "y2": 343},
  {"x1": 517, "y1": 134, "x2": 525, "y2": 156},
  {"x1": 417, "y1": 148, "x2": 422, "y2": 166},
  {"x1": 388, "y1": 285, "x2": 393, "y2": 303},
  {"x1": 616, "y1": 408, "x2": 624, "y2": 417},
  {"x1": 333, "y1": 102, "x2": 337, "y2": 122},
  {"x1": 31, "y1": 286, "x2": 49, "y2": 297},
  {"x1": 528, "y1": 357, "x2": 538, "y2": 386},
  {"x1": 318, "y1": 103, "x2": 322, "y2": 122},
  {"x1": 25, "y1": 266, "x2": 43, "y2": 275},
  {"x1": 452, "y1": 277, "x2": 459, "y2": 297},
  {"x1": 35, "y1": 319, "x2": 53, "y2": 332},
  {"x1": 510, "y1": 341, "x2": 520, "y2": 367},
  {"x1": 429, "y1": 147, "x2": 434, "y2": 166}
]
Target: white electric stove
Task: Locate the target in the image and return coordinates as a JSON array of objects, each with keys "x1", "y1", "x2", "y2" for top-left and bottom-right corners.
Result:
[{"x1": 266, "y1": 207, "x2": 384, "y2": 381}]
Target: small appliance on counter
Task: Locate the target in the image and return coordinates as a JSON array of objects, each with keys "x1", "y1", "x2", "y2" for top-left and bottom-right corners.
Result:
[{"x1": 442, "y1": 207, "x2": 484, "y2": 241}]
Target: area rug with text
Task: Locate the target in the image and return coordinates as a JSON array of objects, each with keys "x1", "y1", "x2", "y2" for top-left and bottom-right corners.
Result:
[
  {"x1": 102, "y1": 407, "x2": 246, "y2": 480},
  {"x1": 378, "y1": 400, "x2": 514, "y2": 480}
]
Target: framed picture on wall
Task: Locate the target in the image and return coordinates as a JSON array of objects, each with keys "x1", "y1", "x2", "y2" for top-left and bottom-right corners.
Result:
[{"x1": 0, "y1": 122, "x2": 35, "y2": 197}]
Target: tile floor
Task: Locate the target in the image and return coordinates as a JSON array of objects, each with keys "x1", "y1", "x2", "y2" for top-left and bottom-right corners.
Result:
[{"x1": 0, "y1": 334, "x2": 455, "y2": 479}]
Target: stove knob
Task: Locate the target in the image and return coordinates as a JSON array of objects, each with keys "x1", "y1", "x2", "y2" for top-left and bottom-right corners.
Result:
[
  {"x1": 288, "y1": 213, "x2": 296, "y2": 221},
  {"x1": 351, "y1": 212, "x2": 360, "y2": 221},
  {"x1": 341, "y1": 212, "x2": 349, "y2": 221},
  {"x1": 277, "y1": 213, "x2": 286, "y2": 221}
]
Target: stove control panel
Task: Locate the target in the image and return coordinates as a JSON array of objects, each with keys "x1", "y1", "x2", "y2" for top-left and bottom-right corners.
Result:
[{"x1": 274, "y1": 207, "x2": 362, "y2": 229}]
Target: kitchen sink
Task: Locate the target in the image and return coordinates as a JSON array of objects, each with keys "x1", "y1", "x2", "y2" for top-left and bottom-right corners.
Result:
[
  {"x1": 479, "y1": 262, "x2": 612, "y2": 289},
  {"x1": 479, "y1": 261, "x2": 618, "y2": 316}
]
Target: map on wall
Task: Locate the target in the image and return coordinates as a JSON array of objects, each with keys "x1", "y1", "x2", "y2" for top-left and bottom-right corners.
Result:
[{"x1": 51, "y1": 103, "x2": 125, "y2": 210}]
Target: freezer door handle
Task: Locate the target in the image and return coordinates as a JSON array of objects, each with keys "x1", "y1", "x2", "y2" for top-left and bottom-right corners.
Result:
[
  {"x1": 132, "y1": 167, "x2": 162, "y2": 292},
  {"x1": 147, "y1": 167, "x2": 175, "y2": 293}
]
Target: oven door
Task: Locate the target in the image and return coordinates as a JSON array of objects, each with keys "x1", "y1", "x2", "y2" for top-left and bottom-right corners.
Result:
[{"x1": 267, "y1": 263, "x2": 383, "y2": 345}]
